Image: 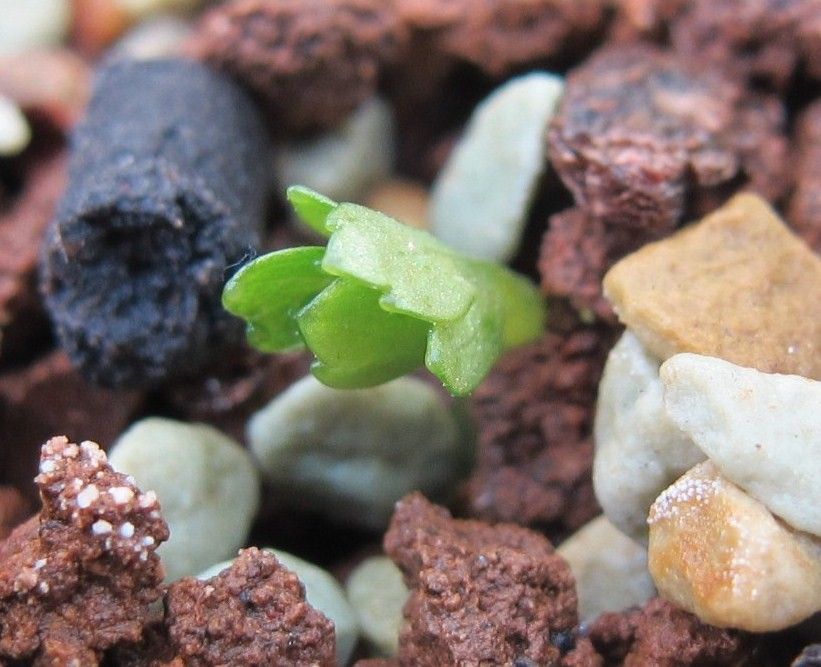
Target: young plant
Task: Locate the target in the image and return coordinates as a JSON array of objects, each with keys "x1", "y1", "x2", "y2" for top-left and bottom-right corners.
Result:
[{"x1": 222, "y1": 187, "x2": 546, "y2": 396}]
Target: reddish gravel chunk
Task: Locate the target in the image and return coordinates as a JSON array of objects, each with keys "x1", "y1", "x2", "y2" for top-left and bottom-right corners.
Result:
[
  {"x1": 384, "y1": 492, "x2": 597, "y2": 666},
  {"x1": 547, "y1": 43, "x2": 788, "y2": 235},
  {"x1": 464, "y1": 306, "x2": 617, "y2": 534},
  {"x1": 0, "y1": 351, "x2": 143, "y2": 500},
  {"x1": 165, "y1": 547, "x2": 336, "y2": 667},
  {"x1": 397, "y1": 0, "x2": 607, "y2": 75},
  {"x1": 189, "y1": 0, "x2": 405, "y2": 135},
  {"x1": 789, "y1": 100, "x2": 821, "y2": 252},
  {"x1": 0, "y1": 152, "x2": 67, "y2": 361},
  {"x1": 588, "y1": 597, "x2": 754, "y2": 666},
  {"x1": 0, "y1": 437, "x2": 169, "y2": 665}
]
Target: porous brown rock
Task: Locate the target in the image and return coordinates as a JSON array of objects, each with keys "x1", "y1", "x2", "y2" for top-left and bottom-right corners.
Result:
[
  {"x1": 384, "y1": 492, "x2": 596, "y2": 666},
  {"x1": 397, "y1": 0, "x2": 607, "y2": 76},
  {"x1": 0, "y1": 351, "x2": 143, "y2": 500},
  {"x1": 0, "y1": 437, "x2": 169, "y2": 665},
  {"x1": 464, "y1": 304, "x2": 617, "y2": 535},
  {"x1": 165, "y1": 547, "x2": 336, "y2": 667},
  {"x1": 789, "y1": 100, "x2": 821, "y2": 252},
  {"x1": 547, "y1": 43, "x2": 789, "y2": 236},
  {"x1": 189, "y1": 0, "x2": 406, "y2": 135},
  {"x1": 0, "y1": 152, "x2": 67, "y2": 362},
  {"x1": 588, "y1": 597, "x2": 754, "y2": 666},
  {"x1": 0, "y1": 486, "x2": 30, "y2": 541}
]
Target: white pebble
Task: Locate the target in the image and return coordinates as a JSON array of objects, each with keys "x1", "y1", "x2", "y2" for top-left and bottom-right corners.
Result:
[
  {"x1": 109, "y1": 417, "x2": 260, "y2": 581},
  {"x1": 0, "y1": 0, "x2": 70, "y2": 54},
  {"x1": 431, "y1": 71, "x2": 564, "y2": 262},
  {"x1": 275, "y1": 97, "x2": 395, "y2": 204}
]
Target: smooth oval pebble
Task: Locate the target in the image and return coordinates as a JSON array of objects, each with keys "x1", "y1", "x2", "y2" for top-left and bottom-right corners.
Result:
[
  {"x1": 248, "y1": 375, "x2": 469, "y2": 530},
  {"x1": 430, "y1": 71, "x2": 564, "y2": 262},
  {"x1": 198, "y1": 548, "x2": 359, "y2": 667},
  {"x1": 109, "y1": 417, "x2": 260, "y2": 582},
  {"x1": 0, "y1": 96, "x2": 30, "y2": 156},
  {"x1": 648, "y1": 461, "x2": 821, "y2": 632},
  {"x1": 346, "y1": 556, "x2": 408, "y2": 657},
  {"x1": 593, "y1": 331, "x2": 704, "y2": 542},
  {"x1": 557, "y1": 515, "x2": 655, "y2": 621},
  {"x1": 275, "y1": 97, "x2": 395, "y2": 204},
  {"x1": 0, "y1": 0, "x2": 70, "y2": 54}
]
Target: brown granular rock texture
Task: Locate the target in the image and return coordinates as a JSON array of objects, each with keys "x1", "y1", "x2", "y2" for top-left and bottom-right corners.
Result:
[
  {"x1": 0, "y1": 152, "x2": 67, "y2": 362},
  {"x1": 384, "y1": 492, "x2": 598, "y2": 666},
  {"x1": 0, "y1": 437, "x2": 169, "y2": 665},
  {"x1": 547, "y1": 43, "x2": 789, "y2": 236},
  {"x1": 789, "y1": 100, "x2": 821, "y2": 253},
  {"x1": 165, "y1": 547, "x2": 336, "y2": 666},
  {"x1": 464, "y1": 305, "x2": 618, "y2": 534},
  {"x1": 189, "y1": 0, "x2": 406, "y2": 135},
  {"x1": 0, "y1": 351, "x2": 143, "y2": 501},
  {"x1": 587, "y1": 597, "x2": 754, "y2": 666},
  {"x1": 539, "y1": 209, "x2": 644, "y2": 321},
  {"x1": 0, "y1": 486, "x2": 30, "y2": 541},
  {"x1": 396, "y1": 0, "x2": 607, "y2": 76}
]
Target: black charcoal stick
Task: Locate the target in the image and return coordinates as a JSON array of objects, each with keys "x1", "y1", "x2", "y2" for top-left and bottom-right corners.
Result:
[{"x1": 41, "y1": 58, "x2": 271, "y2": 388}]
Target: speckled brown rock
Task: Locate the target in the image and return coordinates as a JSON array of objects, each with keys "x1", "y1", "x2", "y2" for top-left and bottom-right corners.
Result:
[
  {"x1": 0, "y1": 486, "x2": 30, "y2": 541},
  {"x1": 189, "y1": 0, "x2": 405, "y2": 135},
  {"x1": 0, "y1": 351, "x2": 143, "y2": 501},
  {"x1": 547, "y1": 43, "x2": 788, "y2": 235},
  {"x1": 464, "y1": 305, "x2": 617, "y2": 535},
  {"x1": 397, "y1": 0, "x2": 607, "y2": 76},
  {"x1": 0, "y1": 437, "x2": 169, "y2": 665},
  {"x1": 384, "y1": 492, "x2": 595, "y2": 666},
  {"x1": 588, "y1": 597, "x2": 754, "y2": 666},
  {"x1": 0, "y1": 152, "x2": 67, "y2": 362},
  {"x1": 789, "y1": 100, "x2": 821, "y2": 252},
  {"x1": 538, "y1": 208, "x2": 643, "y2": 321},
  {"x1": 165, "y1": 547, "x2": 336, "y2": 667}
]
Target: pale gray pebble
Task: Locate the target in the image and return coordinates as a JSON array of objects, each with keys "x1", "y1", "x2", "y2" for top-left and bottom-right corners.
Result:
[
  {"x1": 430, "y1": 71, "x2": 564, "y2": 262},
  {"x1": 275, "y1": 97, "x2": 395, "y2": 204},
  {"x1": 593, "y1": 331, "x2": 703, "y2": 543},
  {"x1": 662, "y1": 353, "x2": 821, "y2": 537},
  {"x1": 248, "y1": 375, "x2": 470, "y2": 530},
  {"x1": 557, "y1": 515, "x2": 655, "y2": 621},
  {"x1": 0, "y1": 0, "x2": 70, "y2": 55},
  {"x1": 0, "y1": 95, "x2": 31, "y2": 156},
  {"x1": 108, "y1": 16, "x2": 193, "y2": 63},
  {"x1": 108, "y1": 417, "x2": 260, "y2": 582},
  {"x1": 345, "y1": 555, "x2": 408, "y2": 657},
  {"x1": 197, "y1": 548, "x2": 359, "y2": 667}
]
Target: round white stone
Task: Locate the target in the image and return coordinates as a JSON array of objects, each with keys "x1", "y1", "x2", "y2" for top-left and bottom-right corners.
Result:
[
  {"x1": 109, "y1": 417, "x2": 260, "y2": 581},
  {"x1": 345, "y1": 556, "x2": 407, "y2": 656}
]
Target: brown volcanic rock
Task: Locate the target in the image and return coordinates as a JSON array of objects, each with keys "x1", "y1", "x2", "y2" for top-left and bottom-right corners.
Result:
[
  {"x1": 189, "y1": 0, "x2": 406, "y2": 135},
  {"x1": 464, "y1": 305, "x2": 617, "y2": 534},
  {"x1": 547, "y1": 44, "x2": 788, "y2": 235},
  {"x1": 0, "y1": 437, "x2": 169, "y2": 665},
  {"x1": 588, "y1": 597, "x2": 755, "y2": 666},
  {"x1": 0, "y1": 351, "x2": 143, "y2": 500},
  {"x1": 789, "y1": 100, "x2": 821, "y2": 252},
  {"x1": 0, "y1": 152, "x2": 67, "y2": 362},
  {"x1": 384, "y1": 492, "x2": 597, "y2": 666},
  {"x1": 165, "y1": 547, "x2": 335, "y2": 667},
  {"x1": 397, "y1": 0, "x2": 607, "y2": 76}
]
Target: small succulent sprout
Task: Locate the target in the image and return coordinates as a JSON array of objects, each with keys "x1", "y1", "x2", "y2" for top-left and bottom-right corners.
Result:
[{"x1": 223, "y1": 186, "x2": 546, "y2": 396}]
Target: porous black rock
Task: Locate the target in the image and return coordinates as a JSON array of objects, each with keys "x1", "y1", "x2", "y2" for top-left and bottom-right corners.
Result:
[{"x1": 40, "y1": 58, "x2": 271, "y2": 388}]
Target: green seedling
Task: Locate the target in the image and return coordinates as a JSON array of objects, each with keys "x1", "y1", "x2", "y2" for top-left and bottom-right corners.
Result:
[{"x1": 223, "y1": 186, "x2": 546, "y2": 396}]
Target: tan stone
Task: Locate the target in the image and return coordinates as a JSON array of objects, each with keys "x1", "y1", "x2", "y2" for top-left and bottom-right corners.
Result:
[
  {"x1": 648, "y1": 461, "x2": 821, "y2": 632},
  {"x1": 603, "y1": 193, "x2": 821, "y2": 379},
  {"x1": 365, "y1": 179, "x2": 430, "y2": 230}
]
